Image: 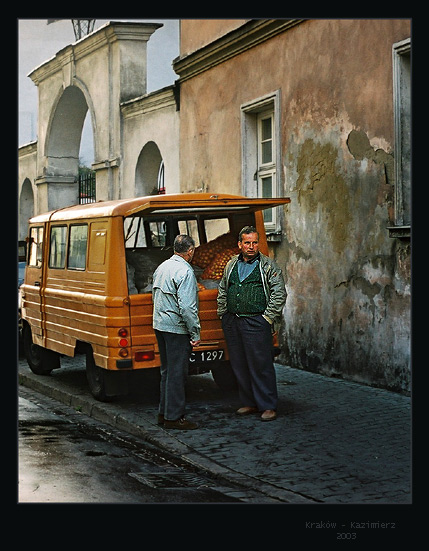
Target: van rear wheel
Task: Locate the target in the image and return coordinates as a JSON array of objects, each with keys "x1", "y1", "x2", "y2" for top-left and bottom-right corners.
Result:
[
  {"x1": 23, "y1": 324, "x2": 59, "y2": 375},
  {"x1": 85, "y1": 347, "x2": 111, "y2": 402}
]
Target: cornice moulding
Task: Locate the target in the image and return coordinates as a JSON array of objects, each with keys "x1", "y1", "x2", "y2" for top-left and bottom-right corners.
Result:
[
  {"x1": 173, "y1": 19, "x2": 304, "y2": 82},
  {"x1": 121, "y1": 85, "x2": 177, "y2": 118},
  {"x1": 28, "y1": 21, "x2": 162, "y2": 85}
]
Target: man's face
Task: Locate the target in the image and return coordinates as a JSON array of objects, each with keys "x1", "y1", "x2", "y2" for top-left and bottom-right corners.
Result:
[{"x1": 238, "y1": 232, "x2": 259, "y2": 261}]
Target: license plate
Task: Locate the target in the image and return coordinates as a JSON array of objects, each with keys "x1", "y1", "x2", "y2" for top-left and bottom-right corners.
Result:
[{"x1": 190, "y1": 349, "x2": 224, "y2": 363}]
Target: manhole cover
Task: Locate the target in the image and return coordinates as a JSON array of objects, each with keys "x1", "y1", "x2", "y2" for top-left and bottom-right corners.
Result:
[{"x1": 129, "y1": 470, "x2": 216, "y2": 489}]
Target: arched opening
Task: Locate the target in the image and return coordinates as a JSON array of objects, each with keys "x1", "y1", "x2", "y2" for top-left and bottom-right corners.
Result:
[
  {"x1": 135, "y1": 141, "x2": 164, "y2": 196},
  {"x1": 45, "y1": 85, "x2": 96, "y2": 206},
  {"x1": 19, "y1": 178, "x2": 34, "y2": 241},
  {"x1": 46, "y1": 86, "x2": 89, "y2": 179}
]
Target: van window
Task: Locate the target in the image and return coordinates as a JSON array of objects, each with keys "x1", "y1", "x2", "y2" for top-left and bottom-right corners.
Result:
[
  {"x1": 49, "y1": 226, "x2": 67, "y2": 269},
  {"x1": 148, "y1": 221, "x2": 167, "y2": 247},
  {"x1": 68, "y1": 225, "x2": 88, "y2": 270},
  {"x1": 178, "y1": 219, "x2": 200, "y2": 246},
  {"x1": 28, "y1": 226, "x2": 44, "y2": 267},
  {"x1": 124, "y1": 217, "x2": 147, "y2": 248},
  {"x1": 204, "y1": 218, "x2": 230, "y2": 242}
]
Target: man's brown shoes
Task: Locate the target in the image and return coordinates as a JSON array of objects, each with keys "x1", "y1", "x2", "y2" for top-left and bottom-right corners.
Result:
[
  {"x1": 261, "y1": 409, "x2": 277, "y2": 421},
  {"x1": 163, "y1": 416, "x2": 199, "y2": 430},
  {"x1": 157, "y1": 408, "x2": 277, "y2": 428},
  {"x1": 236, "y1": 406, "x2": 259, "y2": 415},
  {"x1": 236, "y1": 406, "x2": 277, "y2": 421}
]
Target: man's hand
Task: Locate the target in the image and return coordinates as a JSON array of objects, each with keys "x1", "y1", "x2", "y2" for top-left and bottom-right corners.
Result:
[{"x1": 190, "y1": 339, "x2": 201, "y2": 347}]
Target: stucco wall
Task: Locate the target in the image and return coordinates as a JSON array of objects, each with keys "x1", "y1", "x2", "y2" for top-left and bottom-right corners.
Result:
[
  {"x1": 121, "y1": 86, "x2": 180, "y2": 197},
  {"x1": 180, "y1": 19, "x2": 248, "y2": 55},
  {"x1": 178, "y1": 19, "x2": 411, "y2": 392}
]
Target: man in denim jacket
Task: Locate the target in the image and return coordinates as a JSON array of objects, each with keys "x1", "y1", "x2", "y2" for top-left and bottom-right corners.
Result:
[
  {"x1": 217, "y1": 226, "x2": 287, "y2": 421},
  {"x1": 153, "y1": 234, "x2": 201, "y2": 430}
]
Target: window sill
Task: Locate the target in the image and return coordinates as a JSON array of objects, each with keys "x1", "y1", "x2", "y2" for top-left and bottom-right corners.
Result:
[
  {"x1": 388, "y1": 225, "x2": 410, "y2": 239},
  {"x1": 266, "y1": 231, "x2": 282, "y2": 242}
]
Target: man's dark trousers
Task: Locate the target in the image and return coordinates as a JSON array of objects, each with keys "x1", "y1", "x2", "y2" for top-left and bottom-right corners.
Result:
[
  {"x1": 155, "y1": 330, "x2": 191, "y2": 421},
  {"x1": 222, "y1": 312, "x2": 278, "y2": 411}
]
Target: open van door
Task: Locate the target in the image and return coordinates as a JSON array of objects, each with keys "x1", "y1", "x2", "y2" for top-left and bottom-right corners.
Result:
[{"x1": 120, "y1": 193, "x2": 291, "y2": 218}]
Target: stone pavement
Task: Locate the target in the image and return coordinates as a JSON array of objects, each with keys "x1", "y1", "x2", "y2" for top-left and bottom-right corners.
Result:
[{"x1": 18, "y1": 354, "x2": 411, "y2": 505}]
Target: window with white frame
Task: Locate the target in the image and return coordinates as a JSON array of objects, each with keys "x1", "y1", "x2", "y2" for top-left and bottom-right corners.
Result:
[
  {"x1": 257, "y1": 111, "x2": 276, "y2": 227},
  {"x1": 241, "y1": 91, "x2": 281, "y2": 236},
  {"x1": 391, "y1": 38, "x2": 411, "y2": 238}
]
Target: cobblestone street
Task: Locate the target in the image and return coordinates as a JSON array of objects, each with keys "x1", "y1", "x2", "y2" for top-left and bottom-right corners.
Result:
[{"x1": 18, "y1": 355, "x2": 411, "y2": 505}]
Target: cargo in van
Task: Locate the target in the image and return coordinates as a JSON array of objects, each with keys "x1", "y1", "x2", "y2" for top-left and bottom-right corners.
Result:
[{"x1": 20, "y1": 193, "x2": 290, "y2": 400}]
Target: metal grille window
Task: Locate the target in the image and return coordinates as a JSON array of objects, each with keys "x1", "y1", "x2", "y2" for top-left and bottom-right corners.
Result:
[{"x1": 79, "y1": 170, "x2": 96, "y2": 204}]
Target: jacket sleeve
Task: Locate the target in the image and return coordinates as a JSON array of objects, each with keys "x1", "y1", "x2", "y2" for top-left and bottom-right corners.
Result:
[
  {"x1": 216, "y1": 257, "x2": 234, "y2": 318},
  {"x1": 176, "y1": 269, "x2": 201, "y2": 341},
  {"x1": 263, "y1": 261, "x2": 287, "y2": 326}
]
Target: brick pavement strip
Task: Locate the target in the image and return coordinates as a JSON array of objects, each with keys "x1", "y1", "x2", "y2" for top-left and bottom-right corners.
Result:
[{"x1": 18, "y1": 356, "x2": 411, "y2": 504}]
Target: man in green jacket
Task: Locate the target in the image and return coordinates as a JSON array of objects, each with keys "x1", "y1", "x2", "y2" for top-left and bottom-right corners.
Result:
[{"x1": 217, "y1": 226, "x2": 287, "y2": 421}]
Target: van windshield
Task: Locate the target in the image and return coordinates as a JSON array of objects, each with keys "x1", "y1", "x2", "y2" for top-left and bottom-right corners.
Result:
[{"x1": 123, "y1": 213, "x2": 252, "y2": 294}]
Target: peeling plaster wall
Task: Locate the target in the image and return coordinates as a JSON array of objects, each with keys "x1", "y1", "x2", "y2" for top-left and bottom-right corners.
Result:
[
  {"x1": 281, "y1": 123, "x2": 410, "y2": 392},
  {"x1": 179, "y1": 19, "x2": 411, "y2": 392}
]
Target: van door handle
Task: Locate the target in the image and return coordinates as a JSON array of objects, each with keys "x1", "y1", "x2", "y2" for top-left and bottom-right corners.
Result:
[{"x1": 34, "y1": 281, "x2": 40, "y2": 286}]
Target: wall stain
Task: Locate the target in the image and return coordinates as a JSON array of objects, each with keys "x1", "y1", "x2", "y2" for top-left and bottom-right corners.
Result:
[
  {"x1": 347, "y1": 129, "x2": 394, "y2": 185},
  {"x1": 295, "y1": 138, "x2": 351, "y2": 254}
]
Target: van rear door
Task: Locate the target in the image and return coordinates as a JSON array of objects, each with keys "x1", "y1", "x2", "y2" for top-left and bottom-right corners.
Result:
[{"x1": 121, "y1": 194, "x2": 291, "y2": 218}]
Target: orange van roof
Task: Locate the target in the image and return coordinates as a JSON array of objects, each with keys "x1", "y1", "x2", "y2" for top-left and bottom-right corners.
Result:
[{"x1": 29, "y1": 193, "x2": 291, "y2": 223}]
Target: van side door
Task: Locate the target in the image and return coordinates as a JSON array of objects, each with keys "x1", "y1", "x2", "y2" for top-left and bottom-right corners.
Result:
[{"x1": 23, "y1": 225, "x2": 45, "y2": 345}]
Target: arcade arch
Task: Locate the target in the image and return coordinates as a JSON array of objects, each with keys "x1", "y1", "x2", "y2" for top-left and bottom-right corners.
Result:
[
  {"x1": 20, "y1": 22, "x2": 177, "y2": 219},
  {"x1": 135, "y1": 141, "x2": 164, "y2": 196},
  {"x1": 19, "y1": 178, "x2": 34, "y2": 241},
  {"x1": 46, "y1": 85, "x2": 90, "y2": 178}
]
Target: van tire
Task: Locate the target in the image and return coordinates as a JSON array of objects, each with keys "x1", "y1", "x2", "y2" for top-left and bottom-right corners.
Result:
[
  {"x1": 23, "y1": 324, "x2": 60, "y2": 375},
  {"x1": 211, "y1": 361, "x2": 238, "y2": 391},
  {"x1": 85, "y1": 347, "x2": 111, "y2": 402}
]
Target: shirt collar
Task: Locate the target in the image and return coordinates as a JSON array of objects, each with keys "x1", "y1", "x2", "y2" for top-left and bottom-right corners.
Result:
[{"x1": 238, "y1": 252, "x2": 260, "y2": 264}]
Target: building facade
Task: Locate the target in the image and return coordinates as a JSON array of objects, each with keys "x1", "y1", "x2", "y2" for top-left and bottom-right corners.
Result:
[
  {"x1": 173, "y1": 19, "x2": 411, "y2": 392},
  {"x1": 18, "y1": 21, "x2": 179, "y2": 242},
  {"x1": 18, "y1": 19, "x2": 411, "y2": 392}
]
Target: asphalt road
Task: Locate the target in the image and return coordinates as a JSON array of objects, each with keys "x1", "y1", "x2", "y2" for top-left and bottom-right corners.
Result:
[{"x1": 18, "y1": 386, "x2": 242, "y2": 504}]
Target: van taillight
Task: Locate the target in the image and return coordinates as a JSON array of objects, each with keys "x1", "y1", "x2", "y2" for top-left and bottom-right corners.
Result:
[
  {"x1": 118, "y1": 328, "x2": 128, "y2": 347},
  {"x1": 135, "y1": 351, "x2": 155, "y2": 362}
]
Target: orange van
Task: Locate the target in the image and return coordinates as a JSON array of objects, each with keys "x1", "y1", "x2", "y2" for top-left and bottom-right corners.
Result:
[{"x1": 20, "y1": 193, "x2": 290, "y2": 400}]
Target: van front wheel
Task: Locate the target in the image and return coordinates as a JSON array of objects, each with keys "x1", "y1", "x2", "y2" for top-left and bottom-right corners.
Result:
[{"x1": 85, "y1": 348, "x2": 111, "y2": 402}]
